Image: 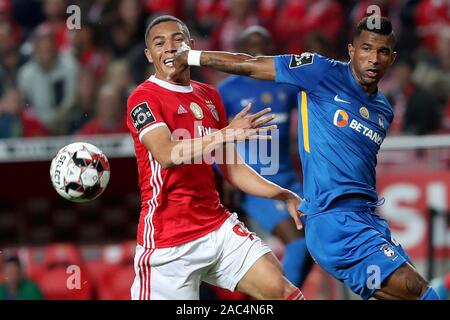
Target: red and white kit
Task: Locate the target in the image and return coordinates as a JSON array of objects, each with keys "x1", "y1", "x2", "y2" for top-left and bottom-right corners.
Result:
[{"x1": 127, "y1": 76, "x2": 271, "y2": 299}]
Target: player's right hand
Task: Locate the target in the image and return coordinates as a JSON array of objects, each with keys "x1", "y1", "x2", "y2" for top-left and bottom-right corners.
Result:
[
  {"x1": 223, "y1": 103, "x2": 277, "y2": 142},
  {"x1": 273, "y1": 188, "x2": 304, "y2": 230}
]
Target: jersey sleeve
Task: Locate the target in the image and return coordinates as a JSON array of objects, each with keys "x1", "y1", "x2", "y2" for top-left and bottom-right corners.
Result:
[
  {"x1": 127, "y1": 90, "x2": 167, "y2": 142},
  {"x1": 274, "y1": 52, "x2": 335, "y2": 92}
]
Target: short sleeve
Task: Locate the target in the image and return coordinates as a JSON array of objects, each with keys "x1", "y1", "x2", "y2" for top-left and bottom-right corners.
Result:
[
  {"x1": 274, "y1": 52, "x2": 335, "y2": 92},
  {"x1": 127, "y1": 91, "x2": 167, "y2": 142}
]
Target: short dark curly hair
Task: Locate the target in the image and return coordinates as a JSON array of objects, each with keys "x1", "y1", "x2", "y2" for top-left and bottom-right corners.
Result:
[
  {"x1": 354, "y1": 16, "x2": 396, "y2": 47},
  {"x1": 144, "y1": 15, "x2": 191, "y2": 48}
]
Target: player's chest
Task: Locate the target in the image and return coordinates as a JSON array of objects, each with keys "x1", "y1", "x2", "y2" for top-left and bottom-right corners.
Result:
[
  {"x1": 162, "y1": 94, "x2": 222, "y2": 137},
  {"x1": 313, "y1": 88, "x2": 388, "y2": 134}
]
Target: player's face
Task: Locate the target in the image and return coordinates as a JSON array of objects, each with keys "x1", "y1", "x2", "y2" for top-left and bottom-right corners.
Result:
[
  {"x1": 145, "y1": 21, "x2": 192, "y2": 81},
  {"x1": 241, "y1": 33, "x2": 274, "y2": 56},
  {"x1": 348, "y1": 30, "x2": 396, "y2": 92}
]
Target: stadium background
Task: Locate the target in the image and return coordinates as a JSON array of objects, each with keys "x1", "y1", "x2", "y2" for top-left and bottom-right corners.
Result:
[{"x1": 0, "y1": 0, "x2": 448, "y2": 300}]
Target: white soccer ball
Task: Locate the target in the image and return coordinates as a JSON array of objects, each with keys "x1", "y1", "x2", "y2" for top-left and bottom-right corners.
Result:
[{"x1": 50, "y1": 142, "x2": 111, "y2": 203}]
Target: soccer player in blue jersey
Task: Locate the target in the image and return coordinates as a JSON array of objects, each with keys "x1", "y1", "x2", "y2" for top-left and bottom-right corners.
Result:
[
  {"x1": 170, "y1": 16, "x2": 440, "y2": 300},
  {"x1": 217, "y1": 26, "x2": 313, "y2": 288}
]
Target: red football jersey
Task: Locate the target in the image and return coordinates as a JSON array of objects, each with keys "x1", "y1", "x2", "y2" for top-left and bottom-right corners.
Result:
[{"x1": 127, "y1": 76, "x2": 231, "y2": 249}]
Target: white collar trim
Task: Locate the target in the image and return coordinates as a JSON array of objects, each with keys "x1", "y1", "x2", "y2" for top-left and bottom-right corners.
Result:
[{"x1": 148, "y1": 75, "x2": 193, "y2": 93}]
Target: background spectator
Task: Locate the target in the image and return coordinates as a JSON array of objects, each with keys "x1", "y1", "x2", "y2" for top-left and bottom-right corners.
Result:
[
  {"x1": 0, "y1": 255, "x2": 43, "y2": 300},
  {"x1": 0, "y1": 0, "x2": 445, "y2": 136},
  {"x1": 104, "y1": 59, "x2": 135, "y2": 105},
  {"x1": 77, "y1": 84, "x2": 127, "y2": 135},
  {"x1": 272, "y1": 0, "x2": 344, "y2": 54},
  {"x1": 382, "y1": 57, "x2": 442, "y2": 135},
  {"x1": 0, "y1": 21, "x2": 27, "y2": 96},
  {"x1": 66, "y1": 67, "x2": 97, "y2": 134},
  {"x1": 39, "y1": 0, "x2": 71, "y2": 50},
  {"x1": 68, "y1": 21, "x2": 110, "y2": 80},
  {"x1": 0, "y1": 87, "x2": 48, "y2": 138},
  {"x1": 107, "y1": 0, "x2": 146, "y2": 58},
  {"x1": 413, "y1": 26, "x2": 450, "y2": 106},
  {"x1": 17, "y1": 26, "x2": 78, "y2": 135}
]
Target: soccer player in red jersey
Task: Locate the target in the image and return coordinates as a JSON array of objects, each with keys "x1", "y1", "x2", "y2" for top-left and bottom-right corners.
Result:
[{"x1": 126, "y1": 15, "x2": 305, "y2": 300}]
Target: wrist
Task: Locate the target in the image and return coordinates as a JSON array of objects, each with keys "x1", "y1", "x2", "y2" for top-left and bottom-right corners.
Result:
[
  {"x1": 219, "y1": 127, "x2": 239, "y2": 143},
  {"x1": 187, "y1": 50, "x2": 202, "y2": 66},
  {"x1": 270, "y1": 187, "x2": 288, "y2": 200}
]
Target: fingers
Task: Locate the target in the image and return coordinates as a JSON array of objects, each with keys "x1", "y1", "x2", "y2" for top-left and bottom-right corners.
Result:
[
  {"x1": 239, "y1": 128, "x2": 272, "y2": 140},
  {"x1": 290, "y1": 209, "x2": 303, "y2": 230},
  {"x1": 249, "y1": 107, "x2": 272, "y2": 122},
  {"x1": 235, "y1": 126, "x2": 277, "y2": 141},
  {"x1": 255, "y1": 125, "x2": 277, "y2": 134},
  {"x1": 252, "y1": 114, "x2": 276, "y2": 128},
  {"x1": 246, "y1": 135, "x2": 272, "y2": 141},
  {"x1": 167, "y1": 71, "x2": 175, "y2": 81},
  {"x1": 178, "y1": 42, "x2": 191, "y2": 53},
  {"x1": 235, "y1": 103, "x2": 253, "y2": 118}
]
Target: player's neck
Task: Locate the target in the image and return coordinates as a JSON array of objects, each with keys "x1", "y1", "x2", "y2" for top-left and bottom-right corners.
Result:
[
  {"x1": 155, "y1": 71, "x2": 191, "y2": 86},
  {"x1": 349, "y1": 64, "x2": 378, "y2": 96}
]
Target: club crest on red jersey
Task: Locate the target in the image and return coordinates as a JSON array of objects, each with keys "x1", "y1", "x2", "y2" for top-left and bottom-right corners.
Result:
[{"x1": 205, "y1": 100, "x2": 219, "y2": 122}]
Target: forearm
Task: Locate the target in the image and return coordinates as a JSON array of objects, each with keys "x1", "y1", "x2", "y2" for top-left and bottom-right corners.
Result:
[
  {"x1": 223, "y1": 162, "x2": 284, "y2": 200},
  {"x1": 156, "y1": 130, "x2": 225, "y2": 168},
  {"x1": 198, "y1": 51, "x2": 275, "y2": 80}
]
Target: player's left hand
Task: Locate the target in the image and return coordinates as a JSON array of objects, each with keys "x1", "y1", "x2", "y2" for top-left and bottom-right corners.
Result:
[
  {"x1": 274, "y1": 189, "x2": 303, "y2": 230},
  {"x1": 168, "y1": 42, "x2": 190, "y2": 81}
]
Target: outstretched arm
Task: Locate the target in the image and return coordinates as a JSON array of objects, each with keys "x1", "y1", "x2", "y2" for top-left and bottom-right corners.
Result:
[
  {"x1": 141, "y1": 103, "x2": 276, "y2": 168},
  {"x1": 219, "y1": 150, "x2": 303, "y2": 230},
  {"x1": 170, "y1": 47, "x2": 276, "y2": 81}
]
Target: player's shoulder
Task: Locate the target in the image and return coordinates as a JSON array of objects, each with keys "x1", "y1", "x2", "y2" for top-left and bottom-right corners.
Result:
[
  {"x1": 372, "y1": 91, "x2": 394, "y2": 121},
  {"x1": 377, "y1": 92, "x2": 391, "y2": 105},
  {"x1": 191, "y1": 80, "x2": 219, "y2": 96},
  {"x1": 277, "y1": 52, "x2": 338, "y2": 69},
  {"x1": 127, "y1": 80, "x2": 162, "y2": 105},
  {"x1": 377, "y1": 92, "x2": 394, "y2": 111}
]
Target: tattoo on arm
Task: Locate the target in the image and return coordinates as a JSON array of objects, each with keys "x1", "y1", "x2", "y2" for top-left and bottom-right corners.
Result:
[{"x1": 204, "y1": 56, "x2": 252, "y2": 76}]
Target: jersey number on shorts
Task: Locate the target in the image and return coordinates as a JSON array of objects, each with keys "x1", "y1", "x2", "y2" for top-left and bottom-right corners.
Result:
[{"x1": 233, "y1": 225, "x2": 254, "y2": 240}]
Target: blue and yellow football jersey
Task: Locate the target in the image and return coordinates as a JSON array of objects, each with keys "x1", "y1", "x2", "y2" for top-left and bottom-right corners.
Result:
[{"x1": 274, "y1": 53, "x2": 394, "y2": 215}]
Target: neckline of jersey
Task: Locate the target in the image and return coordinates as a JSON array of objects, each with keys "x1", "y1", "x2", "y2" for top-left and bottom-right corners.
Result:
[
  {"x1": 148, "y1": 75, "x2": 193, "y2": 93},
  {"x1": 345, "y1": 63, "x2": 380, "y2": 102}
]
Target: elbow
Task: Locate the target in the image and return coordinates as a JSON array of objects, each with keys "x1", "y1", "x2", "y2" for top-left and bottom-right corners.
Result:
[
  {"x1": 155, "y1": 156, "x2": 176, "y2": 169},
  {"x1": 159, "y1": 160, "x2": 175, "y2": 169},
  {"x1": 152, "y1": 151, "x2": 176, "y2": 169},
  {"x1": 148, "y1": 143, "x2": 179, "y2": 169},
  {"x1": 155, "y1": 154, "x2": 185, "y2": 169}
]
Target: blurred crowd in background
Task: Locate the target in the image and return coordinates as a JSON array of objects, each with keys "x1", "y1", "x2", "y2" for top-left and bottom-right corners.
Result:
[
  {"x1": 0, "y1": 0, "x2": 448, "y2": 300},
  {"x1": 0, "y1": 0, "x2": 448, "y2": 139}
]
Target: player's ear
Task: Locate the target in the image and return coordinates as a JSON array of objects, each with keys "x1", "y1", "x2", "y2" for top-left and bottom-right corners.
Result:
[
  {"x1": 189, "y1": 38, "x2": 195, "y2": 49},
  {"x1": 390, "y1": 51, "x2": 397, "y2": 66},
  {"x1": 144, "y1": 48, "x2": 154, "y2": 63},
  {"x1": 348, "y1": 43, "x2": 355, "y2": 60}
]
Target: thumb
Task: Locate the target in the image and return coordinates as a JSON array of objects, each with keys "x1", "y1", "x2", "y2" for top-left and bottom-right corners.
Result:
[{"x1": 288, "y1": 205, "x2": 303, "y2": 230}]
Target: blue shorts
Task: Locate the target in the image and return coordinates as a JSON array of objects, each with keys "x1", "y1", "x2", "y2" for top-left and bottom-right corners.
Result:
[
  {"x1": 304, "y1": 197, "x2": 411, "y2": 300},
  {"x1": 242, "y1": 180, "x2": 302, "y2": 233}
]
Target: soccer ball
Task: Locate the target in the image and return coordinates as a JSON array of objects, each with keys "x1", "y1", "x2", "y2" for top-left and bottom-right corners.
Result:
[{"x1": 50, "y1": 142, "x2": 110, "y2": 203}]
